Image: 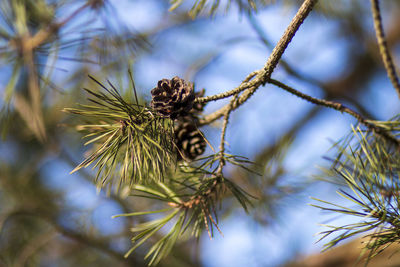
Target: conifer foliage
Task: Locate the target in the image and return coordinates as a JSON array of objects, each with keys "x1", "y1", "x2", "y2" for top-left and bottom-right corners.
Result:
[
  {"x1": 64, "y1": 0, "x2": 400, "y2": 264},
  {"x1": 1, "y1": 0, "x2": 400, "y2": 266},
  {"x1": 65, "y1": 71, "x2": 256, "y2": 264}
]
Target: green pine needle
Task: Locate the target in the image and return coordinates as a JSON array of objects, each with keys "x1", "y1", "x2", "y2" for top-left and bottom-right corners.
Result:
[
  {"x1": 111, "y1": 153, "x2": 256, "y2": 265},
  {"x1": 313, "y1": 120, "x2": 400, "y2": 260},
  {"x1": 64, "y1": 75, "x2": 175, "y2": 192},
  {"x1": 67, "y1": 75, "x2": 259, "y2": 265}
]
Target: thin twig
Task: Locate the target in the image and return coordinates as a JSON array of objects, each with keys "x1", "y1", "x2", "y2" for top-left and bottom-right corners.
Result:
[
  {"x1": 370, "y1": 0, "x2": 400, "y2": 99},
  {"x1": 187, "y1": 0, "x2": 319, "y2": 224},
  {"x1": 199, "y1": 0, "x2": 318, "y2": 125},
  {"x1": 216, "y1": 94, "x2": 238, "y2": 176},
  {"x1": 195, "y1": 71, "x2": 258, "y2": 103},
  {"x1": 218, "y1": 107, "x2": 230, "y2": 156},
  {"x1": 269, "y1": 78, "x2": 400, "y2": 147},
  {"x1": 180, "y1": 95, "x2": 238, "y2": 234}
]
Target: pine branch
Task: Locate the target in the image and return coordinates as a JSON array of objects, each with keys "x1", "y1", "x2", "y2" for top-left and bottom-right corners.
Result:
[
  {"x1": 370, "y1": 0, "x2": 400, "y2": 99},
  {"x1": 268, "y1": 78, "x2": 400, "y2": 148},
  {"x1": 195, "y1": 71, "x2": 257, "y2": 103},
  {"x1": 199, "y1": 0, "x2": 319, "y2": 125}
]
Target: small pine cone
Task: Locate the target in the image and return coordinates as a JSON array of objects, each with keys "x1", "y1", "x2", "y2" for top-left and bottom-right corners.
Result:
[
  {"x1": 151, "y1": 76, "x2": 195, "y2": 119},
  {"x1": 174, "y1": 119, "x2": 206, "y2": 161}
]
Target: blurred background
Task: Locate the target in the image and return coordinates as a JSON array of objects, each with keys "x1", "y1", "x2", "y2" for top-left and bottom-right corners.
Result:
[{"x1": 1, "y1": 0, "x2": 400, "y2": 266}]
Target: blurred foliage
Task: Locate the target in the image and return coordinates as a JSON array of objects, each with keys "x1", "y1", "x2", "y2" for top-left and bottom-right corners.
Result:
[
  {"x1": 1, "y1": 0, "x2": 400, "y2": 266},
  {"x1": 168, "y1": 0, "x2": 276, "y2": 18}
]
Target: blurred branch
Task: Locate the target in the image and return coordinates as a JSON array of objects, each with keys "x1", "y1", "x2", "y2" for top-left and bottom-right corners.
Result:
[
  {"x1": 254, "y1": 106, "x2": 321, "y2": 166},
  {"x1": 18, "y1": 35, "x2": 46, "y2": 141},
  {"x1": 24, "y1": 2, "x2": 91, "y2": 51},
  {"x1": 370, "y1": 0, "x2": 400, "y2": 99},
  {"x1": 14, "y1": 230, "x2": 57, "y2": 267},
  {"x1": 198, "y1": 0, "x2": 318, "y2": 124},
  {"x1": 184, "y1": 37, "x2": 248, "y2": 81},
  {"x1": 268, "y1": 78, "x2": 400, "y2": 147},
  {"x1": 229, "y1": 105, "x2": 320, "y2": 224},
  {"x1": 6, "y1": 2, "x2": 92, "y2": 141},
  {"x1": 169, "y1": 0, "x2": 268, "y2": 18},
  {"x1": 2, "y1": 210, "x2": 140, "y2": 266}
]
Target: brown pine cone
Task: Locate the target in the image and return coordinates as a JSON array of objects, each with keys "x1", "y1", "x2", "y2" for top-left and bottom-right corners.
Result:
[
  {"x1": 150, "y1": 76, "x2": 195, "y2": 120},
  {"x1": 174, "y1": 119, "x2": 206, "y2": 161}
]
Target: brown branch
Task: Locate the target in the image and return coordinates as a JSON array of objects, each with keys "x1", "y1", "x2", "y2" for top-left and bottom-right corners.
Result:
[
  {"x1": 9, "y1": 2, "x2": 92, "y2": 141},
  {"x1": 180, "y1": 96, "x2": 239, "y2": 224},
  {"x1": 181, "y1": 180, "x2": 219, "y2": 209},
  {"x1": 269, "y1": 78, "x2": 400, "y2": 147},
  {"x1": 199, "y1": 0, "x2": 318, "y2": 125},
  {"x1": 12, "y1": 34, "x2": 47, "y2": 141},
  {"x1": 216, "y1": 94, "x2": 238, "y2": 177},
  {"x1": 195, "y1": 71, "x2": 258, "y2": 103},
  {"x1": 185, "y1": 11, "x2": 337, "y2": 226},
  {"x1": 370, "y1": 0, "x2": 400, "y2": 99}
]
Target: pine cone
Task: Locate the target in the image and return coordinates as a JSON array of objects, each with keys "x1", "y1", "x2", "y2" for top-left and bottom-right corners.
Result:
[
  {"x1": 150, "y1": 76, "x2": 195, "y2": 119},
  {"x1": 174, "y1": 119, "x2": 206, "y2": 161}
]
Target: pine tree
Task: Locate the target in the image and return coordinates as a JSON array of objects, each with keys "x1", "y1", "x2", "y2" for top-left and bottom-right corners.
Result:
[{"x1": 1, "y1": 0, "x2": 400, "y2": 266}]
